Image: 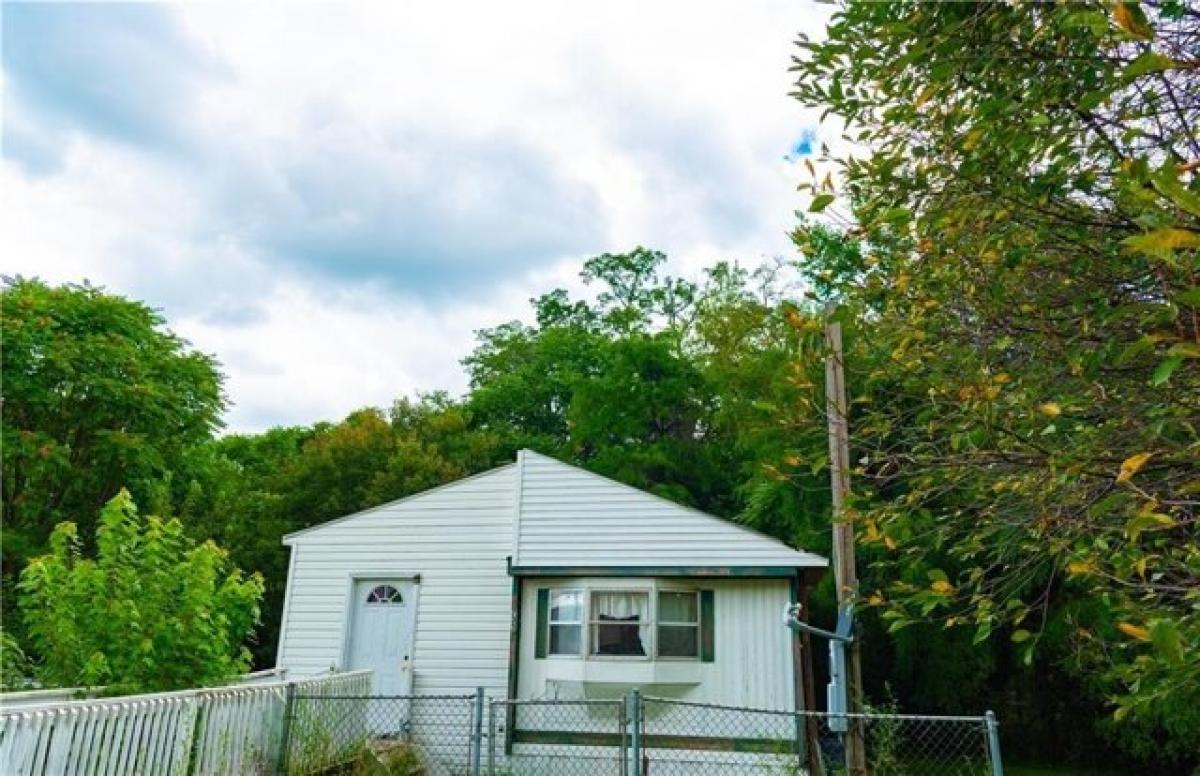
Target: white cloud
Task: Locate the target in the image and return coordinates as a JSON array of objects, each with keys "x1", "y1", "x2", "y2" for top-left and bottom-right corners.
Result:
[
  {"x1": 2, "y1": 1, "x2": 832, "y2": 432},
  {"x1": 170, "y1": 280, "x2": 532, "y2": 431}
]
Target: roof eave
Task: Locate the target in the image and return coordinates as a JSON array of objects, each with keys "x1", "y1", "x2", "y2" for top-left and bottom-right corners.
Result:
[{"x1": 508, "y1": 562, "x2": 828, "y2": 578}]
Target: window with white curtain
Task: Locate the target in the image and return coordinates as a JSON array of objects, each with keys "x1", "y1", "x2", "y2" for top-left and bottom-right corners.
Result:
[
  {"x1": 548, "y1": 589, "x2": 583, "y2": 656},
  {"x1": 590, "y1": 591, "x2": 650, "y2": 656}
]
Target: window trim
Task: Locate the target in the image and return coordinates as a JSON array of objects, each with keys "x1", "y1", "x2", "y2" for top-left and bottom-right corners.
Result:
[{"x1": 546, "y1": 588, "x2": 585, "y2": 657}]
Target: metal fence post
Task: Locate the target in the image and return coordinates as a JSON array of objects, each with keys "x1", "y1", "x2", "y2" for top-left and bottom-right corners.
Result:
[
  {"x1": 487, "y1": 700, "x2": 498, "y2": 776},
  {"x1": 275, "y1": 682, "x2": 297, "y2": 776},
  {"x1": 624, "y1": 695, "x2": 633, "y2": 776},
  {"x1": 471, "y1": 687, "x2": 485, "y2": 776},
  {"x1": 629, "y1": 689, "x2": 642, "y2": 776},
  {"x1": 985, "y1": 710, "x2": 1004, "y2": 776}
]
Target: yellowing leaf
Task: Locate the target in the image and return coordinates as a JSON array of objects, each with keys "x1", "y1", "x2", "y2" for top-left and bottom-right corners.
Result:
[
  {"x1": 1066, "y1": 561, "x2": 1094, "y2": 576},
  {"x1": 864, "y1": 521, "x2": 881, "y2": 542},
  {"x1": 931, "y1": 580, "x2": 954, "y2": 594},
  {"x1": 1113, "y1": 2, "x2": 1154, "y2": 39},
  {"x1": 1116, "y1": 452, "x2": 1152, "y2": 484},
  {"x1": 1125, "y1": 511, "x2": 1176, "y2": 542},
  {"x1": 1117, "y1": 622, "x2": 1151, "y2": 642},
  {"x1": 913, "y1": 84, "x2": 937, "y2": 107},
  {"x1": 1122, "y1": 228, "x2": 1200, "y2": 255},
  {"x1": 884, "y1": 536, "x2": 897, "y2": 551},
  {"x1": 1167, "y1": 342, "x2": 1200, "y2": 359},
  {"x1": 1039, "y1": 402, "x2": 1062, "y2": 417},
  {"x1": 866, "y1": 594, "x2": 885, "y2": 606},
  {"x1": 1011, "y1": 629, "x2": 1032, "y2": 643}
]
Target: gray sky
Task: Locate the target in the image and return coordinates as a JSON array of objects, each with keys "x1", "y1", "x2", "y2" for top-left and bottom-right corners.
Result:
[{"x1": 2, "y1": 1, "x2": 831, "y2": 432}]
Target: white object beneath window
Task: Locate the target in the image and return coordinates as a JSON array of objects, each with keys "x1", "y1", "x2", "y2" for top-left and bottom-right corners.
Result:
[{"x1": 543, "y1": 658, "x2": 702, "y2": 688}]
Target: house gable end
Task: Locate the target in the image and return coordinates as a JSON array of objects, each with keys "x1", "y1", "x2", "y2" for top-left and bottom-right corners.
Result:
[
  {"x1": 514, "y1": 450, "x2": 825, "y2": 568},
  {"x1": 282, "y1": 464, "x2": 516, "y2": 545}
]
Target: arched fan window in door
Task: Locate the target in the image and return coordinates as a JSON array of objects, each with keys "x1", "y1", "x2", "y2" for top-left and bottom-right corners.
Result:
[{"x1": 365, "y1": 584, "x2": 404, "y2": 605}]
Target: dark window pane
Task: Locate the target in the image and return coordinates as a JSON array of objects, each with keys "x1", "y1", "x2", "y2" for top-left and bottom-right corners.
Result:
[
  {"x1": 549, "y1": 624, "x2": 581, "y2": 655},
  {"x1": 367, "y1": 584, "x2": 403, "y2": 604},
  {"x1": 658, "y1": 625, "x2": 698, "y2": 657},
  {"x1": 592, "y1": 616, "x2": 647, "y2": 656}
]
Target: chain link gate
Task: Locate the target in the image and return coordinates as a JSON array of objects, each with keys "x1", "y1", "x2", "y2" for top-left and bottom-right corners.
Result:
[{"x1": 488, "y1": 697, "x2": 629, "y2": 775}]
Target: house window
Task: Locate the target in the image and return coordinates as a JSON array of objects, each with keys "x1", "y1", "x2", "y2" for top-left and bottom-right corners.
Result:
[
  {"x1": 365, "y1": 584, "x2": 403, "y2": 605},
  {"x1": 590, "y1": 591, "x2": 650, "y2": 657},
  {"x1": 657, "y1": 591, "x2": 700, "y2": 658},
  {"x1": 548, "y1": 590, "x2": 583, "y2": 655}
]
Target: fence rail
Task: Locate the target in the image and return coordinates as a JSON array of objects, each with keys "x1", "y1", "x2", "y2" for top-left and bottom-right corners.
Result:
[
  {"x1": 0, "y1": 670, "x2": 369, "y2": 776},
  {"x1": 0, "y1": 668, "x2": 292, "y2": 712},
  {"x1": 3, "y1": 683, "x2": 1002, "y2": 775}
]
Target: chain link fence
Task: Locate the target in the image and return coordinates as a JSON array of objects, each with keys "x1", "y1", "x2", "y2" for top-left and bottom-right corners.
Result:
[
  {"x1": 282, "y1": 693, "x2": 478, "y2": 775},
  {"x1": 281, "y1": 690, "x2": 1001, "y2": 775},
  {"x1": 641, "y1": 697, "x2": 997, "y2": 776}
]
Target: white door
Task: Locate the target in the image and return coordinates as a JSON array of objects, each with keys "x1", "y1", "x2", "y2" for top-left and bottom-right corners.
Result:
[{"x1": 347, "y1": 579, "x2": 418, "y2": 696}]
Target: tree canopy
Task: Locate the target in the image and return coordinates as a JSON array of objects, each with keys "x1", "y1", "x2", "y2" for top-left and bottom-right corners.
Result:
[
  {"x1": 1, "y1": 277, "x2": 225, "y2": 619},
  {"x1": 790, "y1": 0, "x2": 1198, "y2": 760}
]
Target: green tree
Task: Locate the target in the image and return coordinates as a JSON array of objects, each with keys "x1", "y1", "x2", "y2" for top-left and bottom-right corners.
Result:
[
  {"x1": 0, "y1": 629, "x2": 33, "y2": 690},
  {"x1": 465, "y1": 313, "x2": 606, "y2": 454},
  {"x1": 466, "y1": 249, "x2": 737, "y2": 511},
  {"x1": 19, "y1": 490, "x2": 263, "y2": 693},
  {"x1": 570, "y1": 332, "x2": 725, "y2": 508},
  {"x1": 1, "y1": 278, "x2": 225, "y2": 620},
  {"x1": 791, "y1": 0, "x2": 1198, "y2": 762}
]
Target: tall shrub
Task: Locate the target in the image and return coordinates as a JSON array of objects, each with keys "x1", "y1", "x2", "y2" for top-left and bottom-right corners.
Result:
[{"x1": 19, "y1": 490, "x2": 264, "y2": 693}]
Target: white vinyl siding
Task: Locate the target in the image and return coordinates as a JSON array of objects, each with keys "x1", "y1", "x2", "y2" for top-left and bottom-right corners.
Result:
[
  {"x1": 514, "y1": 450, "x2": 825, "y2": 568},
  {"x1": 277, "y1": 466, "x2": 515, "y2": 698}
]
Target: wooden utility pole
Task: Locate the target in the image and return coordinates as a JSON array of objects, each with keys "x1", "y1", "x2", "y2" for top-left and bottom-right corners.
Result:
[{"x1": 824, "y1": 302, "x2": 868, "y2": 775}]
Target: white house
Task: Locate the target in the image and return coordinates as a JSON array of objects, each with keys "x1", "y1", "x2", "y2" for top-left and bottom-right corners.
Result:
[{"x1": 276, "y1": 449, "x2": 827, "y2": 715}]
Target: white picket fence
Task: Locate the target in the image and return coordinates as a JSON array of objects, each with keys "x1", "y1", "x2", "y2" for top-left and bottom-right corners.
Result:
[{"x1": 0, "y1": 670, "x2": 371, "y2": 776}]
